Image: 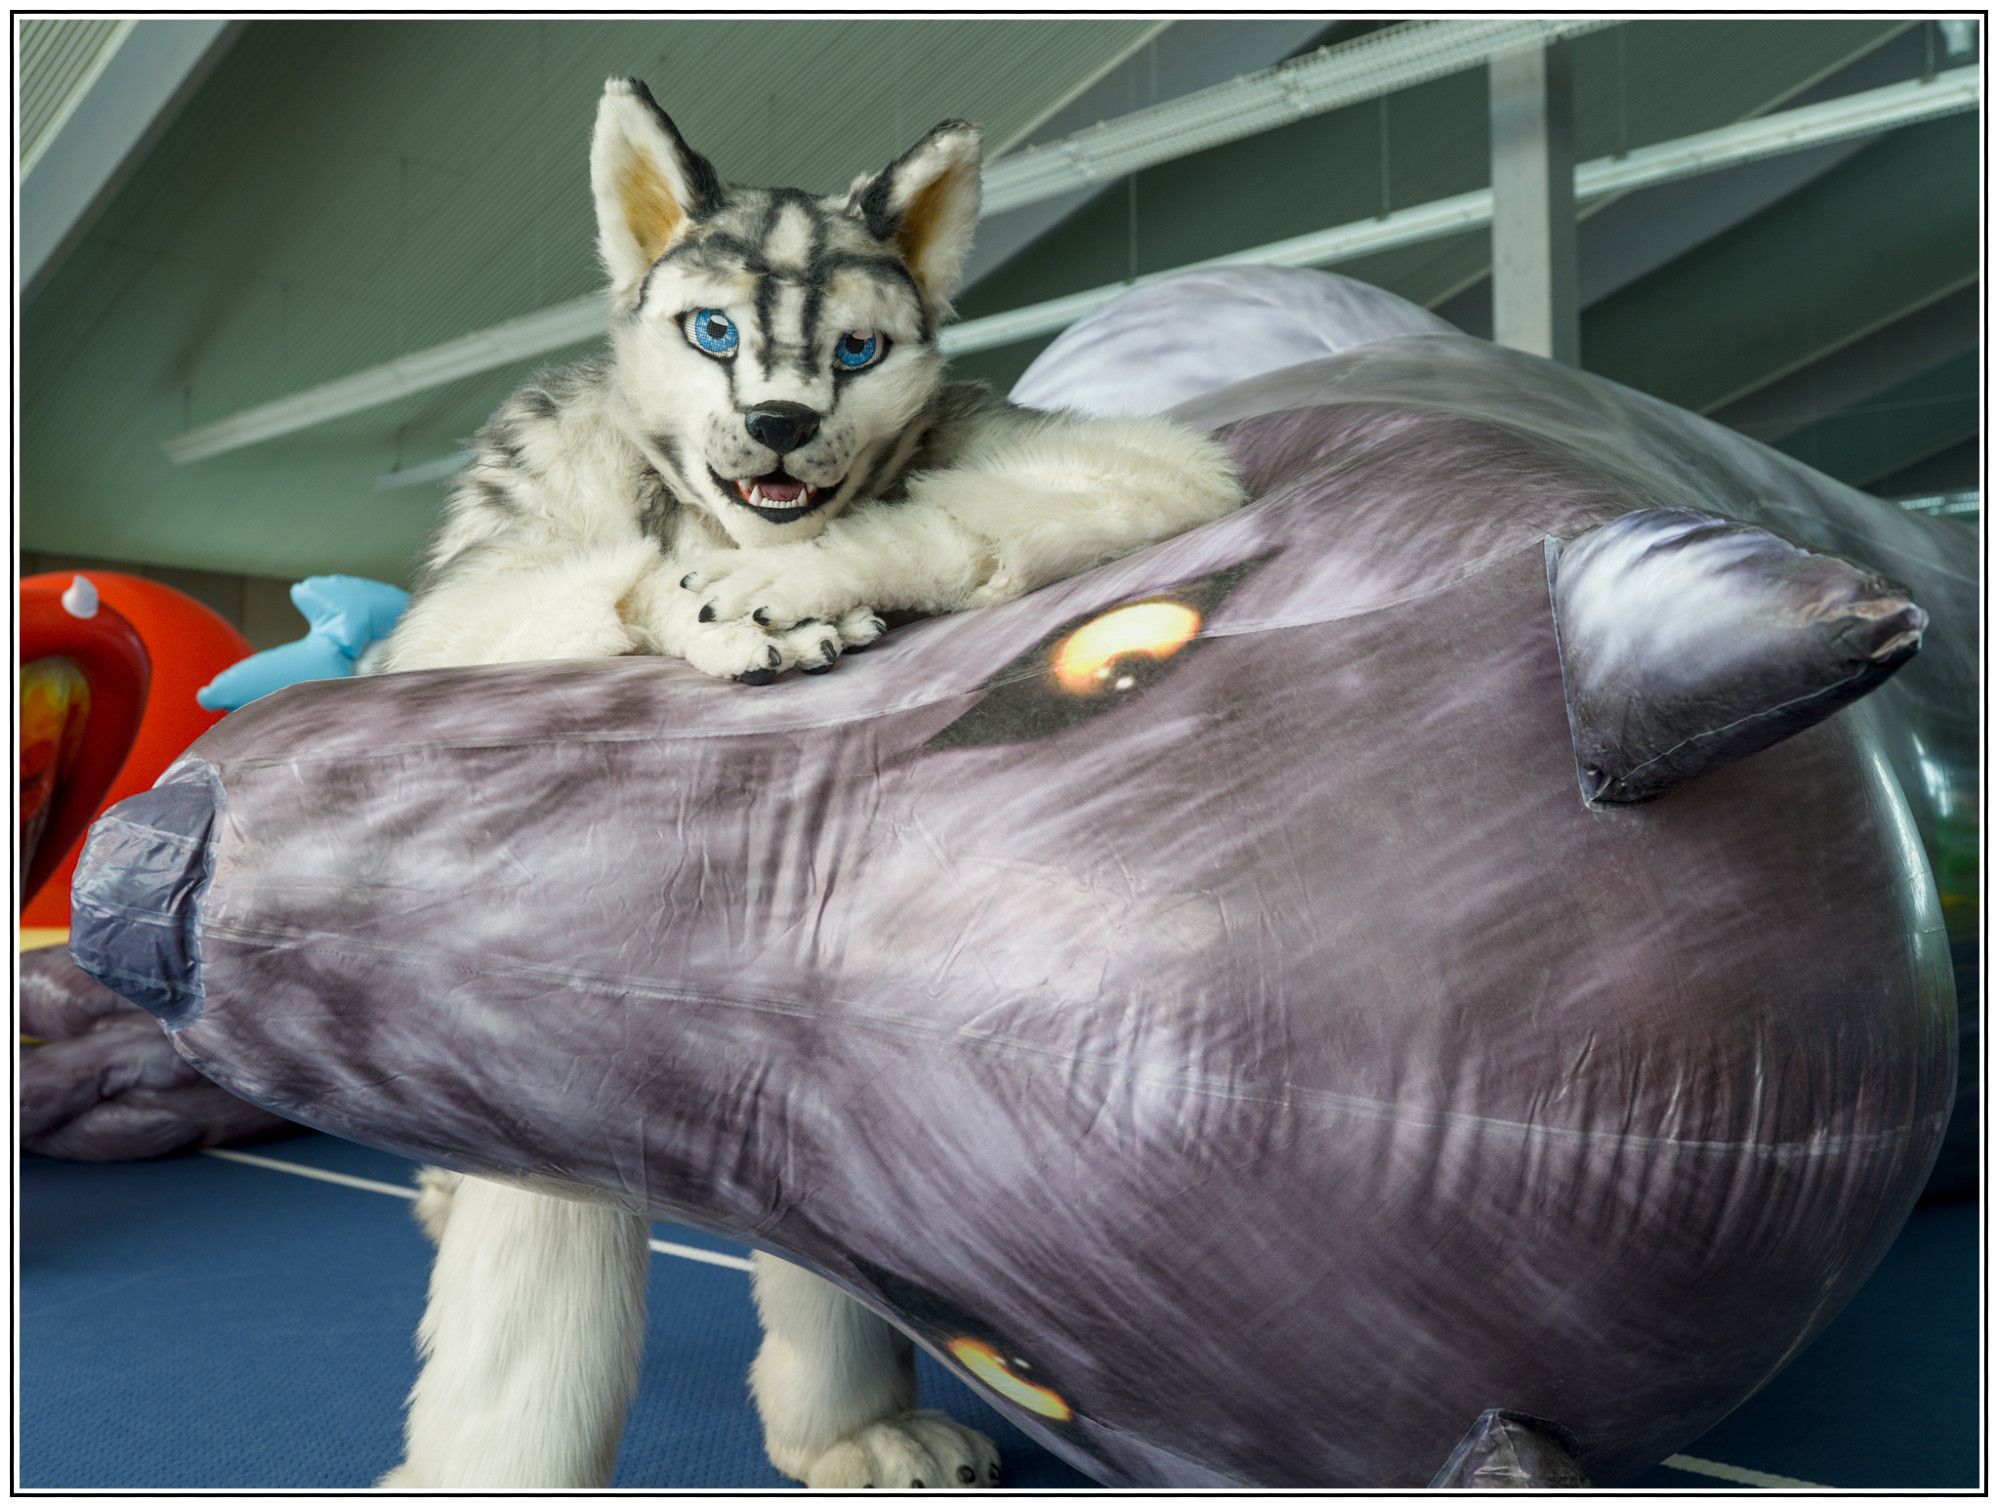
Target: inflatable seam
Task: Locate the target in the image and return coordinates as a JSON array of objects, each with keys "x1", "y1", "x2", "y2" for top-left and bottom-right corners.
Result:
[{"x1": 191, "y1": 916, "x2": 1945, "y2": 1161}]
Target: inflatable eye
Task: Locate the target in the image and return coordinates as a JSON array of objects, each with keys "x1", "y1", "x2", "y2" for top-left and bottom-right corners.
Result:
[
  {"x1": 685, "y1": 308, "x2": 739, "y2": 358},
  {"x1": 1050, "y1": 601, "x2": 1202, "y2": 695},
  {"x1": 916, "y1": 556, "x2": 1269, "y2": 753},
  {"x1": 833, "y1": 330, "x2": 884, "y2": 371},
  {"x1": 948, "y1": 1337, "x2": 1073, "y2": 1422}
]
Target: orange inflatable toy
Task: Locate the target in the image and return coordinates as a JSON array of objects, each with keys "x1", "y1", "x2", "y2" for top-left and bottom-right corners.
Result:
[{"x1": 20, "y1": 572, "x2": 251, "y2": 929}]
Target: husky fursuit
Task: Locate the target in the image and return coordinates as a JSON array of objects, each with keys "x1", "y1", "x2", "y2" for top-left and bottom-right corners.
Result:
[{"x1": 377, "y1": 78, "x2": 1245, "y2": 1489}]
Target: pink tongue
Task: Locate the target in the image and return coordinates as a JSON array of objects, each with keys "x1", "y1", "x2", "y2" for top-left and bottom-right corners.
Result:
[{"x1": 756, "y1": 474, "x2": 807, "y2": 504}]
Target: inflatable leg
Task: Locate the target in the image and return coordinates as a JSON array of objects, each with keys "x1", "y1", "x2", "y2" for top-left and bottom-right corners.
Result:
[
  {"x1": 749, "y1": 1254, "x2": 999, "y2": 1488},
  {"x1": 381, "y1": 1178, "x2": 650, "y2": 1488},
  {"x1": 1429, "y1": 1409, "x2": 1590, "y2": 1489}
]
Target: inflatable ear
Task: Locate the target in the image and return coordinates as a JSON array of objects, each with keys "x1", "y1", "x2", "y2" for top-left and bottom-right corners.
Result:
[{"x1": 1548, "y1": 508, "x2": 1926, "y2": 806}]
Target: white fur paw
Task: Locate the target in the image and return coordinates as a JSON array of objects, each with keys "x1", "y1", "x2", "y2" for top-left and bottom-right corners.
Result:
[
  {"x1": 833, "y1": 606, "x2": 890, "y2": 652},
  {"x1": 773, "y1": 606, "x2": 888, "y2": 676},
  {"x1": 679, "y1": 549, "x2": 861, "y2": 629},
  {"x1": 679, "y1": 615, "x2": 793, "y2": 684},
  {"x1": 797, "y1": 1411, "x2": 1000, "y2": 1490},
  {"x1": 411, "y1": 1167, "x2": 462, "y2": 1245}
]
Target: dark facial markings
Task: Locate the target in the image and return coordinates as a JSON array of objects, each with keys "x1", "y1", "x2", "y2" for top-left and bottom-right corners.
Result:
[
  {"x1": 636, "y1": 231, "x2": 758, "y2": 319},
  {"x1": 812, "y1": 250, "x2": 931, "y2": 343},
  {"x1": 751, "y1": 194, "x2": 786, "y2": 380},
  {"x1": 637, "y1": 186, "x2": 931, "y2": 356},
  {"x1": 796, "y1": 211, "x2": 829, "y2": 381},
  {"x1": 854, "y1": 428, "x2": 925, "y2": 506}
]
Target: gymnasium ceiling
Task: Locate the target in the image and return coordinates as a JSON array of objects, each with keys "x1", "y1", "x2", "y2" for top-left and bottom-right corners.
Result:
[{"x1": 19, "y1": 17, "x2": 1981, "y2": 584}]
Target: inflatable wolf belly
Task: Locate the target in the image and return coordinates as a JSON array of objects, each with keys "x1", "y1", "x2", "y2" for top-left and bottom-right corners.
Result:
[{"x1": 73, "y1": 329, "x2": 1970, "y2": 1487}]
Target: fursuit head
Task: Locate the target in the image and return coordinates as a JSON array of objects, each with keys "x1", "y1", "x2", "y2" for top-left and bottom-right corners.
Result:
[
  {"x1": 376, "y1": 79, "x2": 1246, "y2": 1492},
  {"x1": 381, "y1": 76, "x2": 1246, "y2": 682}
]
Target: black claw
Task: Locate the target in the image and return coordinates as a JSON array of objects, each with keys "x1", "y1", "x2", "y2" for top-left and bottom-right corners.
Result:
[
  {"x1": 751, "y1": 607, "x2": 770, "y2": 626},
  {"x1": 819, "y1": 638, "x2": 837, "y2": 661},
  {"x1": 801, "y1": 661, "x2": 837, "y2": 676},
  {"x1": 957, "y1": 1466, "x2": 976, "y2": 1484},
  {"x1": 986, "y1": 1465, "x2": 999, "y2": 1483},
  {"x1": 789, "y1": 617, "x2": 821, "y2": 630},
  {"x1": 862, "y1": 1485, "x2": 874, "y2": 1491},
  {"x1": 697, "y1": 603, "x2": 715, "y2": 623},
  {"x1": 679, "y1": 572, "x2": 698, "y2": 590},
  {"x1": 735, "y1": 667, "x2": 778, "y2": 686},
  {"x1": 844, "y1": 620, "x2": 887, "y2": 655},
  {"x1": 909, "y1": 1481, "x2": 924, "y2": 1489},
  {"x1": 766, "y1": 646, "x2": 782, "y2": 667}
]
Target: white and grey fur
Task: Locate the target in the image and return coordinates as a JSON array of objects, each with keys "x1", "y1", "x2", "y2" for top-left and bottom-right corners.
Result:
[{"x1": 377, "y1": 78, "x2": 1245, "y2": 1489}]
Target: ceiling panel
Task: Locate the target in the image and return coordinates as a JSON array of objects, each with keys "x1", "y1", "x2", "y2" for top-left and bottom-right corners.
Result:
[{"x1": 1769, "y1": 350, "x2": 1980, "y2": 489}]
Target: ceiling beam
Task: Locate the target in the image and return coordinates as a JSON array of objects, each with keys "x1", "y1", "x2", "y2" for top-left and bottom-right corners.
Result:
[
  {"x1": 1789, "y1": 350, "x2": 1979, "y2": 488},
  {"x1": 1432, "y1": 20, "x2": 1924, "y2": 335},
  {"x1": 168, "y1": 17, "x2": 1617, "y2": 465},
  {"x1": 379, "y1": 66, "x2": 1981, "y2": 491},
  {"x1": 1488, "y1": 42, "x2": 1579, "y2": 364},
  {"x1": 933, "y1": 67, "x2": 1982, "y2": 361},
  {"x1": 960, "y1": 19, "x2": 1341, "y2": 289},
  {"x1": 21, "y1": 20, "x2": 239, "y2": 301}
]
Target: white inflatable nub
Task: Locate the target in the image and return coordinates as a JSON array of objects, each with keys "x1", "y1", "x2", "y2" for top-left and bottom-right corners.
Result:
[{"x1": 61, "y1": 575, "x2": 99, "y2": 619}]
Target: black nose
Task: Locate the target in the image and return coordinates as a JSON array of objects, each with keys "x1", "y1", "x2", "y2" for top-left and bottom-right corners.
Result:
[{"x1": 743, "y1": 402, "x2": 821, "y2": 456}]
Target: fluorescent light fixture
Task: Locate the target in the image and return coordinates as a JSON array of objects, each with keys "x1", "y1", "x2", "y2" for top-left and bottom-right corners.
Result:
[
  {"x1": 375, "y1": 449, "x2": 476, "y2": 491},
  {"x1": 1894, "y1": 491, "x2": 1979, "y2": 517},
  {"x1": 172, "y1": 19, "x2": 1616, "y2": 466},
  {"x1": 170, "y1": 293, "x2": 606, "y2": 466},
  {"x1": 979, "y1": 18, "x2": 1615, "y2": 216}
]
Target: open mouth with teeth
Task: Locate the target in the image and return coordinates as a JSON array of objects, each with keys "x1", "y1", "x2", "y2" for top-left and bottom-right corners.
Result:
[{"x1": 715, "y1": 467, "x2": 830, "y2": 524}]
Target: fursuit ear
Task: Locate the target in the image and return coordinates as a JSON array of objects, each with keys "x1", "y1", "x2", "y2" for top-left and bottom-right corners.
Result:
[
  {"x1": 590, "y1": 78, "x2": 724, "y2": 292},
  {"x1": 851, "y1": 121, "x2": 983, "y2": 314},
  {"x1": 1549, "y1": 508, "x2": 1926, "y2": 805}
]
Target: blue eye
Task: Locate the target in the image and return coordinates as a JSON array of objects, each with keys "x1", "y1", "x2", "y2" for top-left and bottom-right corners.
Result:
[
  {"x1": 686, "y1": 308, "x2": 739, "y2": 358},
  {"x1": 833, "y1": 330, "x2": 883, "y2": 371}
]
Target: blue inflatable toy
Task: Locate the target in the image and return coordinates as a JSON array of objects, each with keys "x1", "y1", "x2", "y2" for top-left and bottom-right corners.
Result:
[{"x1": 196, "y1": 576, "x2": 408, "y2": 712}]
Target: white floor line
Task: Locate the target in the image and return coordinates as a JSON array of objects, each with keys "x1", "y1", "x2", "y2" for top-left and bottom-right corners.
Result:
[
  {"x1": 200, "y1": 1151, "x2": 1814, "y2": 1489},
  {"x1": 201, "y1": 1146, "x2": 424, "y2": 1200},
  {"x1": 1663, "y1": 1453, "x2": 1827, "y2": 1489},
  {"x1": 197, "y1": 1147, "x2": 754, "y2": 1271}
]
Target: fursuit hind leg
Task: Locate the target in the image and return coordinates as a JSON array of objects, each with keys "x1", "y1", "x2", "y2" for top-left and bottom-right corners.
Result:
[
  {"x1": 381, "y1": 1175, "x2": 650, "y2": 1488},
  {"x1": 750, "y1": 1253, "x2": 1000, "y2": 1488}
]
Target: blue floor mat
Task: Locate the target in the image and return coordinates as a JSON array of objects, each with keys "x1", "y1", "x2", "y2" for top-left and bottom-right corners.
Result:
[{"x1": 18, "y1": 1136, "x2": 1978, "y2": 1489}]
